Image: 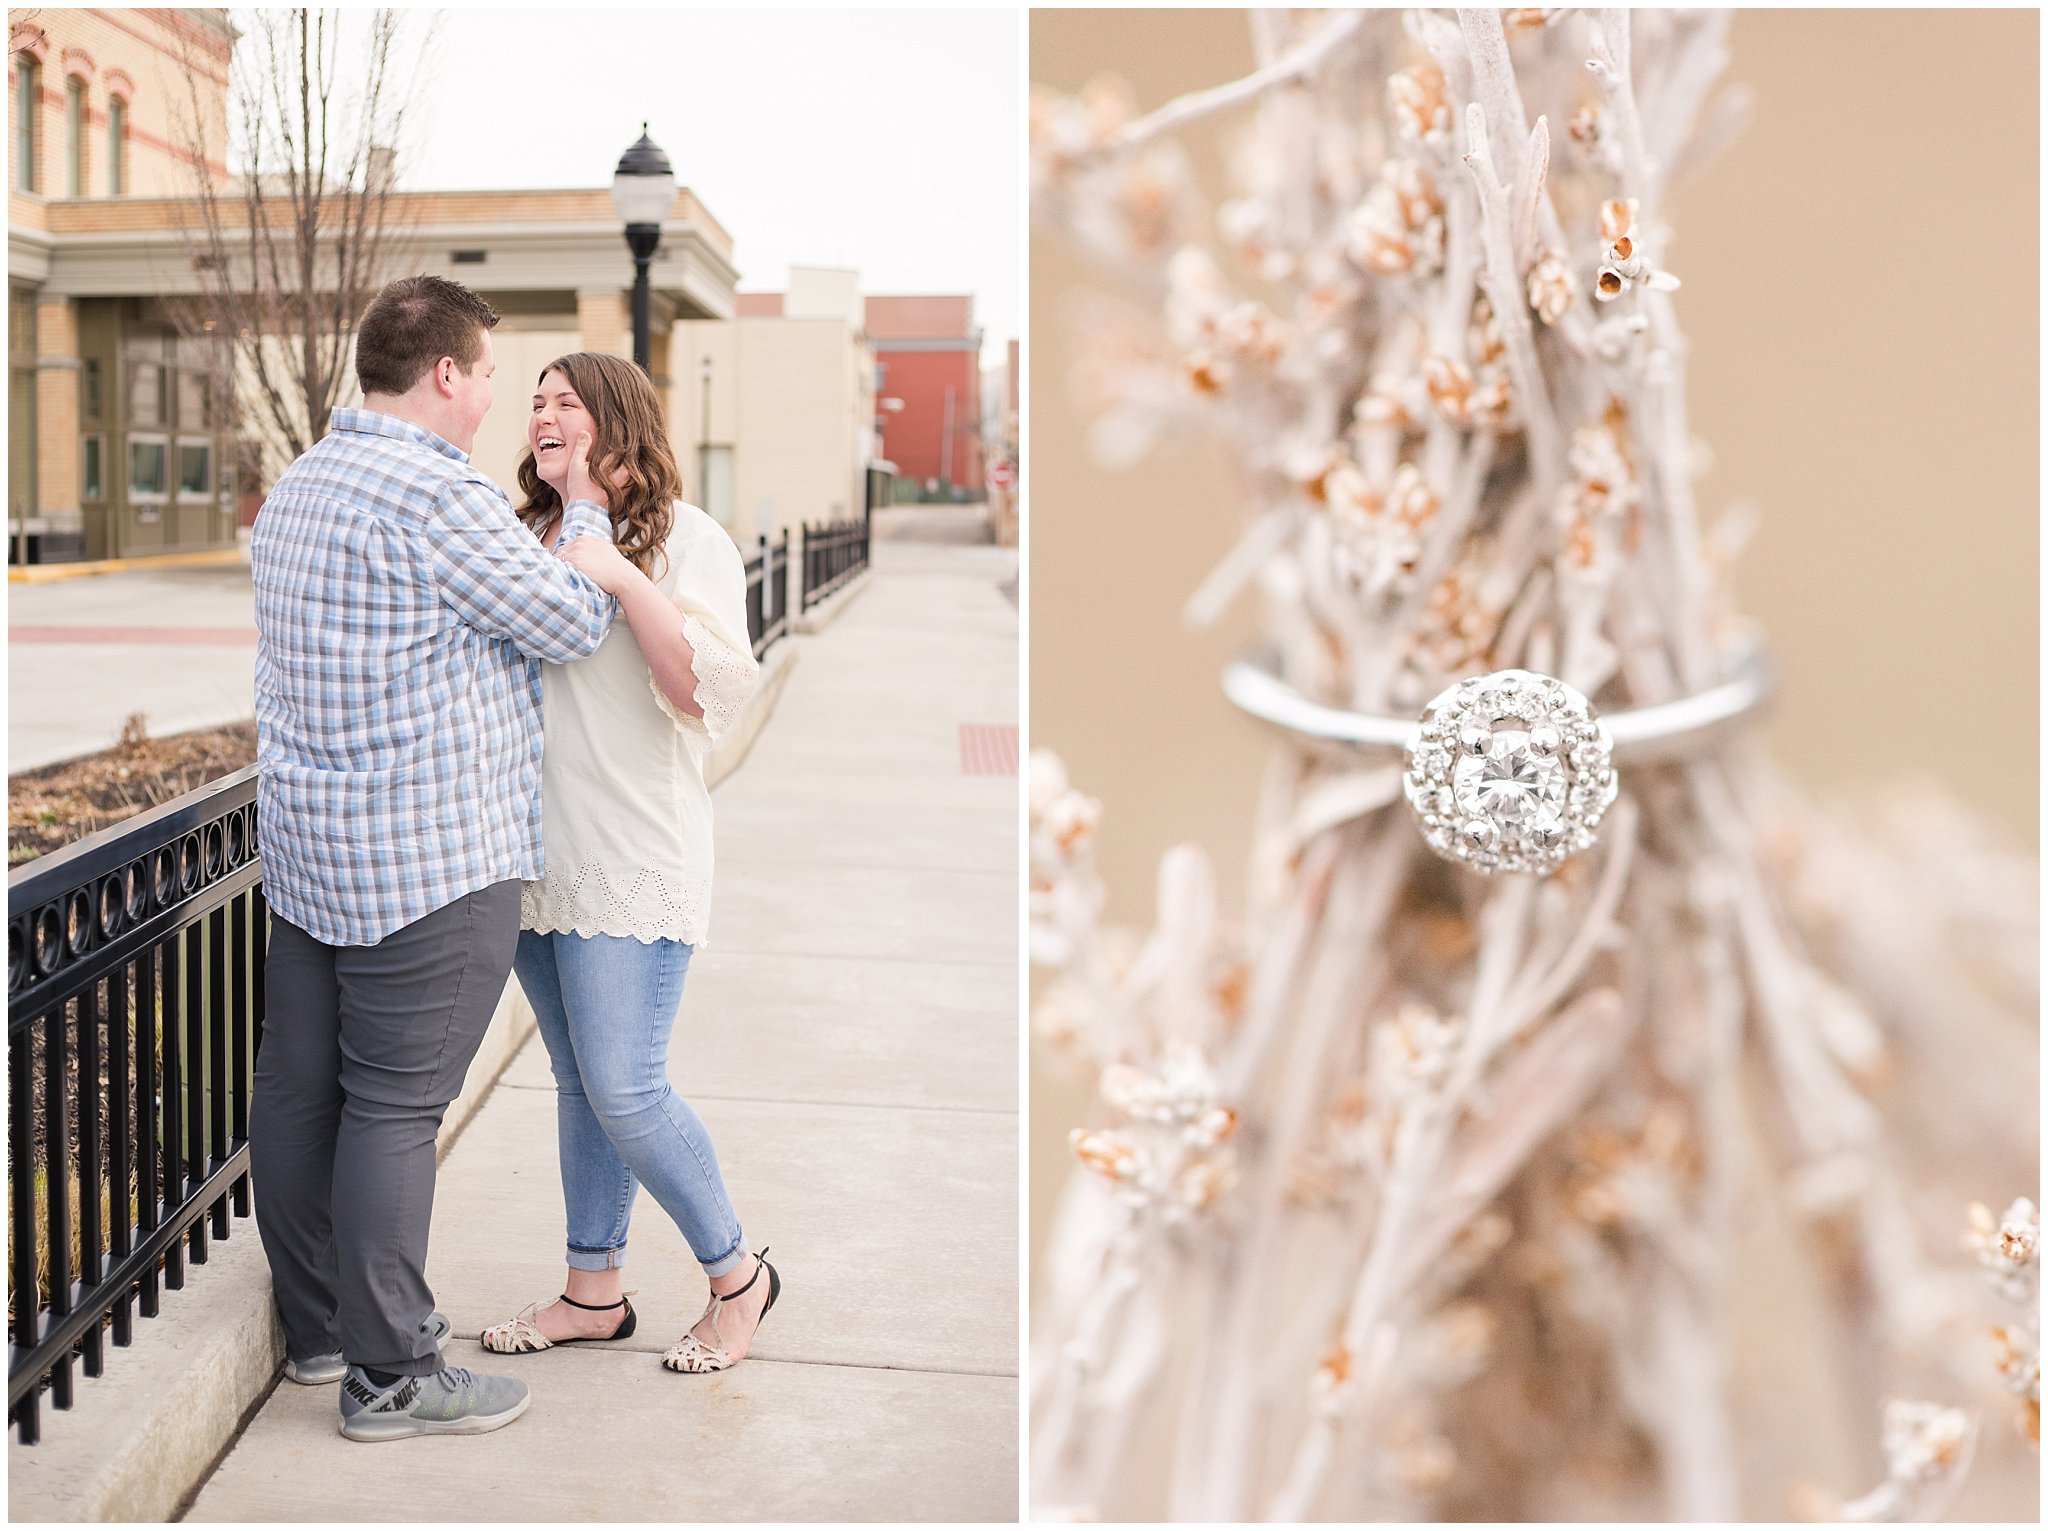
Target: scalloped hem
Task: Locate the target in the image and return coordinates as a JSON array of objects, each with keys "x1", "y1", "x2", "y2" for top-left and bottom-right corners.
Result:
[
  {"x1": 519, "y1": 917, "x2": 711, "y2": 948},
  {"x1": 520, "y1": 866, "x2": 710, "y2": 949}
]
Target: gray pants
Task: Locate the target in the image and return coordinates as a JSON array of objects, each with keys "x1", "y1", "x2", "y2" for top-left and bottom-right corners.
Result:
[{"x1": 251, "y1": 881, "x2": 520, "y2": 1376}]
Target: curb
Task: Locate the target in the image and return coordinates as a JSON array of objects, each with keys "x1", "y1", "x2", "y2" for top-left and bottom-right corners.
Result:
[
  {"x1": 8, "y1": 548, "x2": 248, "y2": 584},
  {"x1": 792, "y1": 569, "x2": 873, "y2": 636}
]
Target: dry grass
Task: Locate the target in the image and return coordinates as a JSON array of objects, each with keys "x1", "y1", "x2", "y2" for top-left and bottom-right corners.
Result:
[{"x1": 8, "y1": 716, "x2": 257, "y2": 867}]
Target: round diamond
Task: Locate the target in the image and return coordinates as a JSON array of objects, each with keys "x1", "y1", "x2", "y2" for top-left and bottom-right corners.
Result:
[{"x1": 1453, "y1": 730, "x2": 1566, "y2": 830}]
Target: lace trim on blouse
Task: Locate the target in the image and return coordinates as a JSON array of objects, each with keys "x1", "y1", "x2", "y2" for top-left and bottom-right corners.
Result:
[
  {"x1": 521, "y1": 863, "x2": 710, "y2": 946},
  {"x1": 648, "y1": 612, "x2": 756, "y2": 739}
]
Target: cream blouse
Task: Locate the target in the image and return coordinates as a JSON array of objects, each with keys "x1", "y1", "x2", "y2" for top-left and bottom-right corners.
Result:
[{"x1": 520, "y1": 503, "x2": 760, "y2": 946}]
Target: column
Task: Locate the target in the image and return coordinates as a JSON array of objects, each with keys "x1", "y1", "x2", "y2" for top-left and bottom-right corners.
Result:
[
  {"x1": 34, "y1": 293, "x2": 81, "y2": 550},
  {"x1": 574, "y1": 288, "x2": 630, "y2": 361}
]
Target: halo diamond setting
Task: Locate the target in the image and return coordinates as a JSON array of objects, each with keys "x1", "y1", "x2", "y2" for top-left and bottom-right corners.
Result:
[{"x1": 1402, "y1": 669, "x2": 1617, "y2": 875}]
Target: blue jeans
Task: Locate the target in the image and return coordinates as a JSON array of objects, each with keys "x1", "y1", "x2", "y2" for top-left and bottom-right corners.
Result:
[{"x1": 513, "y1": 930, "x2": 748, "y2": 1277}]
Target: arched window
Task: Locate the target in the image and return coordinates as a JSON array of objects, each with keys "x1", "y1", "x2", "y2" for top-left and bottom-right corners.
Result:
[
  {"x1": 64, "y1": 75, "x2": 83, "y2": 195},
  {"x1": 106, "y1": 95, "x2": 124, "y2": 196},
  {"x1": 13, "y1": 54, "x2": 38, "y2": 193}
]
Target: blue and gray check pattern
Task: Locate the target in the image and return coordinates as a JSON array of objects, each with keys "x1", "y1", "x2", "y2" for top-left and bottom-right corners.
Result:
[{"x1": 253, "y1": 408, "x2": 614, "y2": 946}]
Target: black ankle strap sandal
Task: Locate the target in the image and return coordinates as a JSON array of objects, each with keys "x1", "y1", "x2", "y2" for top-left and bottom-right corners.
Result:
[
  {"x1": 481, "y1": 1291, "x2": 637, "y2": 1354},
  {"x1": 662, "y1": 1249, "x2": 781, "y2": 1374}
]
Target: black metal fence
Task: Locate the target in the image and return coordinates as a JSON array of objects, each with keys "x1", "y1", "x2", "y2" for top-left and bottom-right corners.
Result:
[
  {"x1": 8, "y1": 767, "x2": 265, "y2": 1446},
  {"x1": 743, "y1": 531, "x2": 790, "y2": 662},
  {"x1": 800, "y1": 516, "x2": 870, "y2": 613}
]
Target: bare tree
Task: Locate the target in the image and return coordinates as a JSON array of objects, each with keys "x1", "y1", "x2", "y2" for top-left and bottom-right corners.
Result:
[{"x1": 166, "y1": 8, "x2": 439, "y2": 471}]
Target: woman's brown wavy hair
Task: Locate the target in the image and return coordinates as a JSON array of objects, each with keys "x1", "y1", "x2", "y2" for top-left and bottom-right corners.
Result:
[{"x1": 514, "y1": 351, "x2": 679, "y2": 579}]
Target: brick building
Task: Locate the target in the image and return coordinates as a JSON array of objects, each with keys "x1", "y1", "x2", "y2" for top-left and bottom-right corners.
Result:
[
  {"x1": 8, "y1": 8, "x2": 879, "y2": 564},
  {"x1": 865, "y1": 294, "x2": 984, "y2": 500},
  {"x1": 9, "y1": 8, "x2": 235, "y2": 561}
]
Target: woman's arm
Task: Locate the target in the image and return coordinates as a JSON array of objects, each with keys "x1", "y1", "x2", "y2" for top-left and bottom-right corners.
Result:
[
  {"x1": 615, "y1": 570, "x2": 705, "y2": 718},
  {"x1": 555, "y1": 538, "x2": 703, "y2": 715},
  {"x1": 560, "y1": 515, "x2": 758, "y2": 733}
]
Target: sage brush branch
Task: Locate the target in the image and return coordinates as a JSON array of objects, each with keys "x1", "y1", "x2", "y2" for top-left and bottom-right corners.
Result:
[{"x1": 1028, "y1": 9, "x2": 2038, "y2": 1522}]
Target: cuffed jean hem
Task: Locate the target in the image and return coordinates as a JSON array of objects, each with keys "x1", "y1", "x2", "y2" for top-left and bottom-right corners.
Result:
[
  {"x1": 701, "y1": 1234, "x2": 750, "y2": 1279},
  {"x1": 567, "y1": 1242, "x2": 629, "y2": 1272}
]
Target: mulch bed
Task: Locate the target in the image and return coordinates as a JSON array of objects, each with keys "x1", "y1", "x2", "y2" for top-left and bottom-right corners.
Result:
[{"x1": 8, "y1": 717, "x2": 258, "y2": 868}]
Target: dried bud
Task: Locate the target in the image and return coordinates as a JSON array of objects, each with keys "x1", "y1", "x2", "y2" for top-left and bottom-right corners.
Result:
[
  {"x1": 1567, "y1": 102, "x2": 1609, "y2": 152},
  {"x1": 1185, "y1": 350, "x2": 1231, "y2": 395},
  {"x1": 1099, "y1": 1062, "x2": 1166, "y2": 1122},
  {"x1": 1878, "y1": 1400, "x2": 1973, "y2": 1483},
  {"x1": 1599, "y1": 197, "x2": 1639, "y2": 244},
  {"x1": 1324, "y1": 461, "x2": 1383, "y2": 522},
  {"x1": 1354, "y1": 370, "x2": 1422, "y2": 432},
  {"x1": 1422, "y1": 353, "x2": 1475, "y2": 427},
  {"x1": 1964, "y1": 1197, "x2": 2041, "y2": 1273},
  {"x1": 1388, "y1": 59, "x2": 1450, "y2": 143},
  {"x1": 1311, "y1": 1342, "x2": 1355, "y2": 1412},
  {"x1": 1068, "y1": 1127, "x2": 1140, "y2": 1181},
  {"x1": 1037, "y1": 787, "x2": 1101, "y2": 860},
  {"x1": 1173, "y1": 1155, "x2": 1236, "y2": 1212},
  {"x1": 1989, "y1": 1324, "x2": 2040, "y2": 1400},
  {"x1": 1346, "y1": 159, "x2": 1444, "y2": 277},
  {"x1": 1387, "y1": 463, "x2": 1441, "y2": 528},
  {"x1": 1527, "y1": 249, "x2": 1575, "y2": 324},
  {"x1": 1211, "y1": 301, "x2": 1285, "y2": 365},
  {"x1": 1188, "y1": 1105, "x2": 1240, "y2": 1148}
]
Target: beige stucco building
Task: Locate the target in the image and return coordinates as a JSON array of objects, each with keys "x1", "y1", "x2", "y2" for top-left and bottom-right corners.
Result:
[
  {"x1": 676, "y1": 265, "x2": 879, "y2": 549},
  {"x1": 8, "y1": 8, "x2": 876, "y2": 566}
]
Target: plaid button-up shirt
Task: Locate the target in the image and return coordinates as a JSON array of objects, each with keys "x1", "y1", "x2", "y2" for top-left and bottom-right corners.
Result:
[{"x1": 253, "y1": 408, "x2": 614, "y2": 946}]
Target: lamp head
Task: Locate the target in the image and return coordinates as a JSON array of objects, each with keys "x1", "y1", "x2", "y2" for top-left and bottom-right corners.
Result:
[{"x1": 611, "y1": 123, "x2": 676, "y2": 228}]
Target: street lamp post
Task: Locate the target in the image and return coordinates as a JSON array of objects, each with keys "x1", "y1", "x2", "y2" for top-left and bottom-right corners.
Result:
[{"x1": 610, "y1": 124, "x2": 676, "y2": 373}]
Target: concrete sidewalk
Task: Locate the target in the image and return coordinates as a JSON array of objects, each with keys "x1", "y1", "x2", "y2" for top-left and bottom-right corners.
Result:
[
  {"x1": 182, "y1": 535, "x2": 1020, "y2": 1522},
  {"x1": 7, "y1": 562, "x2": 259, "y2": 773}
]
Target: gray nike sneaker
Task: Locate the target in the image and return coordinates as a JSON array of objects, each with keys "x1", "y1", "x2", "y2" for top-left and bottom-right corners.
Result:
[
  {"x1": 284, "y1": 1351, "x2": 348, "y2": 1386},
  {"x1": 337, "y1": 1362, "x2": 530, "y2": 1442},
  {"x1": 287, "y1": 1311, "x2": 452, "y2": 1387}
]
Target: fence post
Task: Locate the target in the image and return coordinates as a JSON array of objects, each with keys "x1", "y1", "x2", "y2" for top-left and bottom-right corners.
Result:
[{"x1": 758, "y1": 533, "x2": 772, "y2": 624}]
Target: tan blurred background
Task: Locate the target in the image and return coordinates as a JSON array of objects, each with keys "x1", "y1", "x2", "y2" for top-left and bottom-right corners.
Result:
[{"x1": 1029, "y1": 7, "x2": 2037, "y2": 1516}]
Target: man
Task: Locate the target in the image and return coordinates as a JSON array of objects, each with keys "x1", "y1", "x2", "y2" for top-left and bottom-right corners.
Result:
[{"x1": 248, "y1": 274, "x2": 624, "y2": 1441}]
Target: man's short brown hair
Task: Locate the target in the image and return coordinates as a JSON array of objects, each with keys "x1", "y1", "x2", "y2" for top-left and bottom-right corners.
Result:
[{"x1": 354, "y1": 275, "x2": 500, "y2": 397}]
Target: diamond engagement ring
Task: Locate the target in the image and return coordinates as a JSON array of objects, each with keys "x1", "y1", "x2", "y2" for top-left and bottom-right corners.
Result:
[{"x1": 1221, "y1": 649, "x2": 1775, "y2": 875}]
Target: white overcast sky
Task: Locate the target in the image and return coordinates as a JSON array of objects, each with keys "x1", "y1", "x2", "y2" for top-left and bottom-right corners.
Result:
[{"x1": 247, "y1": 6, "x2": 1022, "y2": 359}]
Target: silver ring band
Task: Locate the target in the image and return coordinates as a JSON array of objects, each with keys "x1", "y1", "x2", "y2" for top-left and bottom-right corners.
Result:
[
  {"x1": 1222, "y1": 649, "x2": 1775, "y2": 874},
  {"x1": 1221, "y1": 648, "x2": 1775, "y2": 765}
]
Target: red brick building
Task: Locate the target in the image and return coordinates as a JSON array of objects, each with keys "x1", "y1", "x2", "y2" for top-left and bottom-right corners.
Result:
[{"x1": 866, "y1": 294, "x2": 983, "y2": 498}]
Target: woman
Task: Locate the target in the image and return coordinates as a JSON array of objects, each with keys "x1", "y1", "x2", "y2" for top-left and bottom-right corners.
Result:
[{"x1": 480, "y1": 351, "x2": 779, "y2": 1373}]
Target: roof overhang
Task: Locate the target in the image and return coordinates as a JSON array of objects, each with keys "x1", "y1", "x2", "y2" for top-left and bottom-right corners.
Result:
[{"x1": 22, "y1": 212, "x2": 739, "y2": 320}]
